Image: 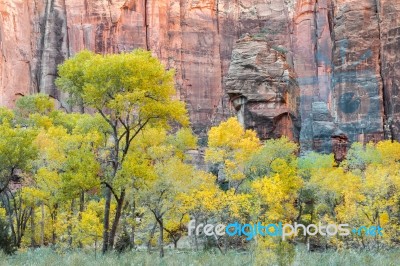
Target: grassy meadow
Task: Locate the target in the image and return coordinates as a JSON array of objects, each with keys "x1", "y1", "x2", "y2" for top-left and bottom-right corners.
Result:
[{"x1": 0, "y1": 248, "x2": 399, "y2": 266}]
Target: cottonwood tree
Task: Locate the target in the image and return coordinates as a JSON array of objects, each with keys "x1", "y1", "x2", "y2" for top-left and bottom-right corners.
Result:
[
  {"x1": 0, "y1": 110, "x2": 38, "y2": 248},
  {"x1": 133, "y1": 127, "x2": 200, "y2": 257},
  {"x1": 13, "y1": 95, "x2": 102, "y2": 247},
  {"x1": 0, "y1": 109, "x2": 37, "y2": 195},
  {"x1": 205, "y1": 117, "x2": 261, "y2": 191},
  {"x1": 56, "y1": 50, "x2": 189, "y2": 252}
]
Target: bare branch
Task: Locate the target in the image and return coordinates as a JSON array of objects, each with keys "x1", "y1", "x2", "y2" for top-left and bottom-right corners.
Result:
[
  {"x1": 97, "y1": 109, "x2": 116, "y2": 129},
  {"x1": 101, "y1": 181, "x2": 120, "y2": 202}
]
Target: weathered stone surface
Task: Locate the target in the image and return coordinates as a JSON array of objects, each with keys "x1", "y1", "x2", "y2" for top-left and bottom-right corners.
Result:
[
  {"x1": 226, "y1": 37, "x2": 300, "y2": 140},
  {"x1": 379, "y1": 0, "x2": 400, "y2": 141},
  {"x1": 1, "y1": 0, "x2": 400, "y2": 154},
  {"x1": 0, "y1": 0, "x2": 43, "y2": 106},
  {"x1": 332, "y1": 0, "x2": 384, "y2": 145},
  {"x1": 292, "y1": 0, "x2": 387, "y2": 154},
  {"x1": 292, "y1": 0, "x2": 334, "y2": 152}
]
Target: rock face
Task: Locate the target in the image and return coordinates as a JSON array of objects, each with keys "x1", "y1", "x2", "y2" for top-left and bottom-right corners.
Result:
[
  {"x1": 292, "y1": 0, "x2": 386, "y2": 153},
  {"x1": 1, "y1": 0, "x2": 400, "y2": 153},
  {"x1": 0, "y1": 0, "x2": 42, "y2": 106},
  {"x1": 379, "y1": 0, "x2": 400, "y2": 141},
  {"x1": 226, "y1": 37, "x2": 300, "y2": 140}
]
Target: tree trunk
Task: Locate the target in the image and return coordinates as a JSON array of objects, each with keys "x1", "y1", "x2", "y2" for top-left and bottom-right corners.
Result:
[
  {"x1": 3, "y1": 192, "x2": 16, "y2": 245},
  {"x1": 130, "y1": 223, "x2": 135, "y2": 250},
  {"x1": 16, "y1": 206, "x2": 30, "y2": 248},
  {"x1": 108, "y1": 189, "x2": 125, "y2": 249},
  {"x1": 79, "y1": 191, "x2": 85, "y2": 213},
  {"x1": 130, "y1": 201, "x2": 136, "y2": 250},
  {"x1": 103, "y1": 136, "x2": 119, "y2": 253},
  {"x1": 194, "y1": 219, "x2": 199, "y2": 251},
  {"x1": 147, "y1": 222, "x2": 157, "y2": 253},
  {"x1": 52, "y1": 203, "x2": 58, "y2": 245},
  {"x1": 40, "y1": 203, "x2": 45, "y2": 246},
  {"x1": 67, "y1": 199, "x2": 75, "y2": 247},
  {"x1": 78, "y1": 191, "x2": 85, "y2": 248},
  {"x1": 102, "y1": 188, "x2": 112, "y2": 253},
  {"x1": 158, "y1": 217, "x2": 164, "y2": 258},
  {"x1": 30, "y1": 206, "x2": 36, "y2": 247}
]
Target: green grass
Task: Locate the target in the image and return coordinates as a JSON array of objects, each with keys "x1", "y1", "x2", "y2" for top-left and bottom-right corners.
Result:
[
  {"x1": 293, "y1": 249, "x2": 399, "y2": 266},
  {"x1": 0, "y1": 248, "x2": 399, "y2": 266}
]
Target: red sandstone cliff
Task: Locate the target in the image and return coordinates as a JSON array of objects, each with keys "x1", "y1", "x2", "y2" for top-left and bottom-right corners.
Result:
[{"x1": 1, "y1": 0, "x2": 399, "y2": 152}]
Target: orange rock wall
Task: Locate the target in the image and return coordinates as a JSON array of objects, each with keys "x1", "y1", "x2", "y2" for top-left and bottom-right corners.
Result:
[{"x1": 1, "y1": 0, "x2": 399, "y2": 151}]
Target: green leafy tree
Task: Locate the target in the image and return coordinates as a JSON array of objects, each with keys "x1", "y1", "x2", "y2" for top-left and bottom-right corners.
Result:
[
  {"x1": 0, "y1": 115, "x2": 37, "y2": 195},
  {"x1": 0, "y1": 111, "x2": 38, "y2": 248},
  {"x1": 135, "y1": 128, "x2": 200, "y2": 257},
  {"x1": 13, "y1": 95, "x2": 103, "y2": 248},
  {"x1": 205, "y1": 117, "x2": 261, "y2": 191},
  {"x1": 56, "y1": 50, "x2": 189, "y2": 252}
]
